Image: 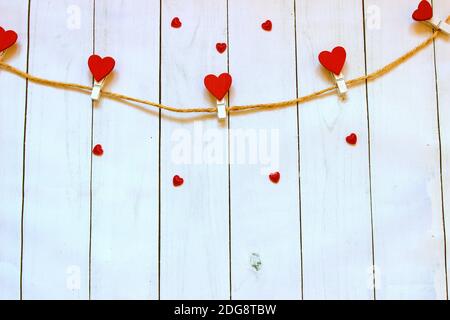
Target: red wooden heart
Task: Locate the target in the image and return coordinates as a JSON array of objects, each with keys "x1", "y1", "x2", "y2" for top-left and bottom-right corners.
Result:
[
  {"x1": 92, "y1": 144, "x2": 104, "y2": 156},
  {"x1": 319, "y1": 46, "x2": 346, "y2": 75},
  {"x1": 345, "y1": 133, "x2": 357, "y2": 145},
  {"x1": 262, "y1": 20, "x2": 272, "y2": 31},
  {"x1": 204, "y1": 73, "x2": 232, "y2": 101},
  {"x1": 216, "y1": 43, "x2": 227, "y2": 54},
  {"x1": 173, "y1": 175, "x2": 184, "y2": 187},
  {"x1": 0, "y1": 27, "x2": 18, "y2": 52},
  {"x1": 412, "y1": 1, "x2": 433, "y2": 21},
  {"x1": 171, "y1": 17, "x2": 182, "y2": 28},
  {"x1": 88, "y1": 55, "x2": 115, "y2": 83},
  {"x1": 269, "y1": 172, "x2": 280, "y2": 184}
]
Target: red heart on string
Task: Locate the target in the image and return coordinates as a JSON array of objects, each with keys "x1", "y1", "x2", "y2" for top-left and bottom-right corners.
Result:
[
  {"x1": 269, "y1": 172, "x2": 280, "y2": 184},
  {"x1": 204, "y1": 73, "x2": 232, "y2": 101},
  {"x1": 318, "y1": 46, "x2": 346, "y2": 75},
  {"x1": 92, "y1": 144, "x2": 104, "y2": 156},
  {"x1": 345, "y1": 133, "x2": 357, "y2": 145},
  {"x1": 261, "y1": 20, "x2": 272, "y2": 31},
  {"x1": 173, "y1": 175, "x2": 184, "y2": 187},
  {"x1": 216, "y1": 43, "x2": 227, "y2": 54},
  {"x1": 171, "y1": 17, "x2": 182, "y2": 28},
  {"x1": 412, "y1": 1, "x2": 433, "y2": 21},
  {"x1": 88, "y1": 55, "x2": 115, "y2": 83},
  {"x1": 0, "y1": 27, "x2": 18, "y2": 52}
]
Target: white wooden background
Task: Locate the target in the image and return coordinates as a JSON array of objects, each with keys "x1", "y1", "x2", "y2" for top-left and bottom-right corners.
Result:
[{"x1": 0, "y1": 0, "x2": 449, "y2": 300}]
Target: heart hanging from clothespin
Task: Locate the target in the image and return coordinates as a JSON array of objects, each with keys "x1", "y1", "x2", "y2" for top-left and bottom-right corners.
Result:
[
  {"x1": 204, "y1": 73, "x2": 232, "y2": 120},
  {"x1": 0, "y1": 27, "x2": 18, "y2": 60},
  {"x1": 319, "y1": 46, "x2": 348, "y2": 97},
  {"x1": 88, "y1": 54, "x2": 116, "y2": 101},
  {"x1": 412, "y1": 1, "x2": 450, "y2": 35}
]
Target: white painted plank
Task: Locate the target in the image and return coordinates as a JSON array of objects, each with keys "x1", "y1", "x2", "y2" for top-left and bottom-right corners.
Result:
[
  {"x1": 296, "y1": 0, "x2": 374, "y2": 299},
  {"x1": 90, "y1": 0, "x2": 160, "y2": 300},
  {"x1": 434, "y1": 0, "x2": 450, "y2": 295},
  {"x1": 22, "y1": 0, "x2": 93, "y2": 299},
  {"x1": 365, "y1": 0, "x2": 446, "y2": 299},
  {"x1": 160, "y1": 0, "x2": 230, "y2": 299},
  {"x1": 228, "y1": 0, "x2": 301, "y2": 299},
  {"x1": 0, "y1": 0, "x2": 28, "y2": 300}
]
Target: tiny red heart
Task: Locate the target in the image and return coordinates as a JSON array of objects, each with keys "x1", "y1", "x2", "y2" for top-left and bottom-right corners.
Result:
[
  {"x1": 319, "y1": 46, "x2": 346, "y2": 75},
  {"x1": 173, "y1": 175, "x2": 184, "y2": 187},
  {"x1": 0, "y1": 27, "x2": 18, "y2": 52},
  {"x1": 204, "y1": 73, "x2": 232, "y2": 101},
  {"x1": 269, "y1": 172, "x2": 280, "y2": 184},
  {"x1": 171, "y1": 17, "x2": 182, "y2": 28},
  {"x1": 261, "y1": 20, "x2": 272, "y2": 31},
  {"x1": 88, "y1": 54, "x2": 115, "y2": 83},
  {"x1": 92, "y1": 144, "x2": 104, "y2": 156},
  {"x1": 346, "y1": 133, "x2": 357, "y2": 145},
  {"x1": 412, "y1": 1, "x2": 433, "y2": 21},
  {"x1": 216, "y1": 43, "x2": 227, "y2": 54}
]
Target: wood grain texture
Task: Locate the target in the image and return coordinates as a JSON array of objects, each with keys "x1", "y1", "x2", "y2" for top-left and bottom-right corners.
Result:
[
  {"x1": 434, "y1": 0, "x2": 450, "y2": 295},
  {"x1": 0, "y1": 0, "x2": 28, "y2": 300},
  {"x1": 228, "y1": 0, "x2": 302, "y2": 300},
  {"x1": 365, "y1": 0, "x2": 446, "y2": 299},
  {"x1": 296, "y1": 0, "x2": 374, "y2": 300},
  {"x1": 159, "y1": 0, "x2": 230, "y2": 299},
  {"x1": 90, "y1": 0, "x2": 160, "y2": 299},
  {"x1": 22, "y1": 0, "x2": 93, "y2": 299}
]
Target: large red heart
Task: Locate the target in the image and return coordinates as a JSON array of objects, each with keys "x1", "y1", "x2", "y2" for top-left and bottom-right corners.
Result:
[
  {"x1": 204, "y1": 73, "x2": 232, "y2": 101},
  {"x1": 412, "y1": 1, "x2": 433, "y2": 21},
  {"x1": 318, "y1": 46, "x2": 346, "y2": 75},
  {"x1": 0, "y1": 27, "x2": 18, "y2": 52},
  {"x1": 88, "y1": 54, "x2": 116, "y2": 82}
]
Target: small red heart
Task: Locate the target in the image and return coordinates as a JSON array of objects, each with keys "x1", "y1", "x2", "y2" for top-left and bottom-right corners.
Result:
[
  {"x1": 261, "y1": 20, "x2": 272, "y2": 31},
  {"x1": 173, "y1": 175, "x2": 184, "y2": 187},
  {"x1": 319, "y1": 46, "x2": 346, "y2": 76},
  {"x1": 269, "y1": 172, "x2": 280, "y2": 184},
  {"x1": 0, "y1": 27, "x2": 18, "y2": 52},
  {"x1": 171, "y1": 17, "x2": 182, "y2": 28},
  {"x1": 216, "y1": 43, "x2": 227, "y2": 54},
  {"x1": 346, "y1": 133, "x2": 357, "y2": 145},
  {"x1": 92, "y1": 144, "x2": 104, "y2": 156},
  {"x1": 412, "y1": 1, "x2": 433, "y2": 21},
  {"x1": 88, "y1": 55, "x2": 115, "y2": 83},
  {"x1": 204, "y1": 73, "x2": 232, "y2": 101}
]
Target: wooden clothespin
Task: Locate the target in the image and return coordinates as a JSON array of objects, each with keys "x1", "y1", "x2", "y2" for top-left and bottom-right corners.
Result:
[
  {"x1": 412, "y1": 1, "x2": 450, "y2": 35},
  {"x1": 319, "y1": 46, "x2": 348, "y2": 98},
  {"x1": 0, "y1": 27, "x2": 18, "y2": 62},
  {"x1": 88, "y1": 54, "x2": 116, "y2": 101},
  {"x1": 204, "y1": 73, "x2": 232, "y2": 120}
]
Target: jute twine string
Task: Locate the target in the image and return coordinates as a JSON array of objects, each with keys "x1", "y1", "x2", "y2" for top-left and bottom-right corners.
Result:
[{"x1": 0, "y1": 21, "x2": 447, "y2": 114}]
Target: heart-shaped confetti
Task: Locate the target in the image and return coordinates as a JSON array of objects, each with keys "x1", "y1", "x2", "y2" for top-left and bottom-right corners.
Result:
[
  {"x1": 171, "y1": 17, "x2": 182, "y2": 28},
  {"x1": 345, "y1": 133, "x2": 357, "y2": 145},
  {"x1": 92, "y1": 144, "x2": 104, "y2": 156},
  {"x1": 269, "y1": 172, "x2": 280, "y2": 184},
  {"x1": 261, "y1": 20, "x2": 272, "y2": 31},
  {"x1": 173, "y1": 175, "x2": 184, "y2": 187},
  {"x1": 319, "y1": 46, "x2": 346, "y2": 75},
  {"x1": 0, "y1": 27, "x2": 18, "y2": 52},
  {"x1": 216, "y1": 43, "x2": 227, "y2": 54},
  {"x1": 412, "y1": 1, "x2": 433, "y2": 21},
  {"x1": 204, "y1": 73, "x2": 232, "y2": 101},
  {"x1": 88, "y1": 55, "x2": 115, "y2": 83}
]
